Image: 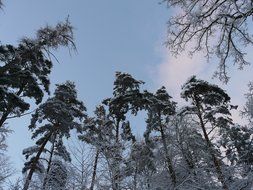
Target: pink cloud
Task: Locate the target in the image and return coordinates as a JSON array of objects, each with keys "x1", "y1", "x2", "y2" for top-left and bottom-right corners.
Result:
[
  {"x1": 154, "y1": 47, "x2": 208, "y2": 103},
  {"x1": 152, "y1": 46, "x2": 253, "y2": 124}
]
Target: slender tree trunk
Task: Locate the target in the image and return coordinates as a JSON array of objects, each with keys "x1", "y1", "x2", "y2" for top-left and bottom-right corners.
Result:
[
  {"x1": 90, "y1": 150, "x2": 99, "y2": 190},
  {"x1": 159, "y1": 124, "x2": 177, "y2": 186},
  {"x1": 115, "y1": 119, "x2": 120, "y2": 143},
  {"x1": 182, "y1": 149, "x2": 195, "y2": 170},
  {"x1": 113, "y1": 119, "x2": 121, "y2": 190},
  {"x1": 195, "y1": 100, "x2": 228, "y2": 190},
  {"x1": 23, "y1": 132, "x2": 52, "y2": 190},
  {"x1": 42, "y1": 135, "x2": 57, "y2": 189},
  {"x1": 180, "y1": 143, "x2": 195, "y2": 171},
  {"x1": 133, "y1": 166, "x2": 138, "y2": 190}
]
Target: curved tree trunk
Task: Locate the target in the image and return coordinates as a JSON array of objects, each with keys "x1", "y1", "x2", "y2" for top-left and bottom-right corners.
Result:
[
  {"x1": 42, "y1": 134, "x2": 57, "y2": 189},
  {"x1": 23, "y1": 132, "x2": 52, "y2": 190},
  {"x1": 195, "y1": 100, "x2": 228, "y2": 190},
  {"x1": 90, "y1": 150, "x2": 99, "y2": 190}
]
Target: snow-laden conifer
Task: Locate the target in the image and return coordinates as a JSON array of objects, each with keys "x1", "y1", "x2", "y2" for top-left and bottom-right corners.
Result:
[
  {"x1": 180, "y1": 76, "x2": 232, "y2": 190},
  {"x1": 143, "y1": 86, "x2": 177, "y2": 186},
  {"x1": 0, "y1": 19, "x2": 75, "y2": 128},
  {"x1": 22, "y1": 81, "x2": 86, "y2": 190}
]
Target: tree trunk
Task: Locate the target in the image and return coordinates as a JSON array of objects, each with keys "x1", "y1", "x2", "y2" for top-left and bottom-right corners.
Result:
[
  {"x1": 133, "y1": 166, "x2": 138, "y2": 190},
  {"x1": 159, "y1": 124, "x2": 177, "y2": 186},
  {"x1": 42, "y1": 134, "x2": 57, "y2": 189},
  {"x1": 113, "y1": 119, "x2": 121, "y2": 190},
  {"x1": 195, "y1": 100, "x2": 228, "y2": 190},
  {"x1": 90, "y1": 150, "x2": 99, "y2": 190},
  {"x1": 115, "y1": 119, "x2": 120, "y2": 143},
  {"x1": 23, "y1": 132, "x2": 52, "y2": 190}
]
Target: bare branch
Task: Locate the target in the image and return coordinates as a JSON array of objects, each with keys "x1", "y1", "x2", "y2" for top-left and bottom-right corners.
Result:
[{"x1": 165, "y1": 0, "x2": 253, "y2": 83}]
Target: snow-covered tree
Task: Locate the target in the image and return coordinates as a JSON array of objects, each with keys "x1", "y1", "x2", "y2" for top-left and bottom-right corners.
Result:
[
  {"x1": 180, "y1": 76, "x2": 233, "y2": 189},
  {"x1": 0, "y1": 126, "x2": 14, "y2": 188},
  {"x1": 8, "y1": 178, "x2": 23, "y2": 190},
  {"x1": 242, "y1": 82, "x2": 253, "y2": 122},
  {"x1": 65, "y1": 137, "x2": 94, "y2": 190},
  {"x1": 165, "y1": 0, "x2": 253, "y2": 83},
  {"x1": 0, "y1": 19, "x2": 75, "y2": 128},
  {"x1": 144, "y1": 86, "x2": 177, "y2": 186},
  {"x1": 125, "y1": 140, "x2": 156, "y2": 190},
  {"x1": 216, "y1": 122, "x2": 253, "y2": 189},
  {"x1": 22, "y1": 81, "x2": 86, "y2": 190},
  {"x1": 0, "y1": 126, "x2": 9, "y2": 152},
  {"x1": 79, "y1": 72, "x2": 146, "y2": 190},
  {"x1": 171, "y1": 115, "x2": 219, "y2": 189},
  {"x1": 79, "y1": 105, "x2": 121, "y2": 190},
  {"x1": 0, "y1": 154, "x2": 14, "y2": 189},
  {"x1": 44, "y1": 159, "x2": 68, "y2": 190},
  {"x1": 223, "y1": 125, "x2": 253, "y2": 168},
  {"x1": 101, "y1": 72, "x2": 146, "y2": 190}
]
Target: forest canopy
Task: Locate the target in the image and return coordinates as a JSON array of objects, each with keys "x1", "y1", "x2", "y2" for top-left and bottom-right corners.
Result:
[{"x1": 0, "y1": 1, "x2": 253, "y2": 190}]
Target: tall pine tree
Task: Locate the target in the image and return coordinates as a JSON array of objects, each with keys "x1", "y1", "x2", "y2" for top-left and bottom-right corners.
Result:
[
  {"x1": 180, "y1": 76, "x2": 232, "y2": 190},
  {"x1": 144, "y1": 87, "x2": 177, "y2": 186},
  {"x1": 0, "y1": 19, "x2": 75, "y2": 128},
  {"x1": 22, "y1": 81, "x2": 86, "y2": 190}
]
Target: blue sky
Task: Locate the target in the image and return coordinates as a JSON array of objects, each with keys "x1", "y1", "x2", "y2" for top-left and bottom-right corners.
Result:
[
  {"x1": 0, "y1": 0, "x2": 170, "y2": 176},
  {"x1": 1, "y1": 0, "x2": 253, "y2": 180}
]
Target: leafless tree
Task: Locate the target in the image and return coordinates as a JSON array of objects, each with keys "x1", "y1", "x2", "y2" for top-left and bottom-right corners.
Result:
[
  {"x1": 66, "y1": 137, "x2": 94, "y2": 190},
  {"x1": 0, "y1": 155, "x2": 14, "y2": 188},
  {"x1": 0, "y1": 127, "x2": 14, "y2": 189},
  {"x1": 165, "y1": 0, "x2": 253, "y2": 83}
]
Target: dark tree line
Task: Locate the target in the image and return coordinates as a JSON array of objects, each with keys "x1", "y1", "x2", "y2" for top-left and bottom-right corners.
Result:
[{"x1": 11, "y1": 72, "x2": 252, "y2": 190}]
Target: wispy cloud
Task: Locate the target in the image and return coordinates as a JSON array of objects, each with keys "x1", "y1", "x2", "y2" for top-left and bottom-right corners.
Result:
[
  {"x1": 154, "y1": 47, "x2": 209, "y2": 103},
  {"x1": 152, "y1": 46, "x2": 253, "y2": 124}
]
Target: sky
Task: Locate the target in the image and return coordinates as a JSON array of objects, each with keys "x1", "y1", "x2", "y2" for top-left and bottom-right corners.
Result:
[{"x1": 0, "y1": 0, "x2": 253, "y2": 181}]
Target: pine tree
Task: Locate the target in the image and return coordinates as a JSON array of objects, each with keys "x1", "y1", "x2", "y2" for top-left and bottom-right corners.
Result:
[
  {"x1": 79, "y1": 72, "x2": 146, "y2": 190},
  {"x1": 22, "y1": 81, "x2": 86, "y2": 190},
  {"x1": 126, "y1": 140, "x2": 156, "y2": 190},
  {"x1": 101, "y1": 72, "x2": 145, "y2": 190},
  {"x1": 79, "y1": 105, "x2": 117, "y2": 189},
  {"x1": 216, "y1": 122, "x2": 253, "y2": 189},
  {"x1": 45, "y1": 159, "x2": 68, "y2": 190},
  {"x1": 221, "y1": 125, "x2": 252, "y2": 164},
  {"x1": 90, "y1": 149, "x2": 99, "y2": 190},
  {"x1": 0, "y1": 19, "x2": 75, "y2": 128},
  {"x1": 180, "y1": 76, "x2": 232, "y2": 190},
  {"x1": 172, "y1": 115, "x2": 219, "y2": 189},
  {"x1": 144, "y1": 86, "x2": 177, "y2": 186}
]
